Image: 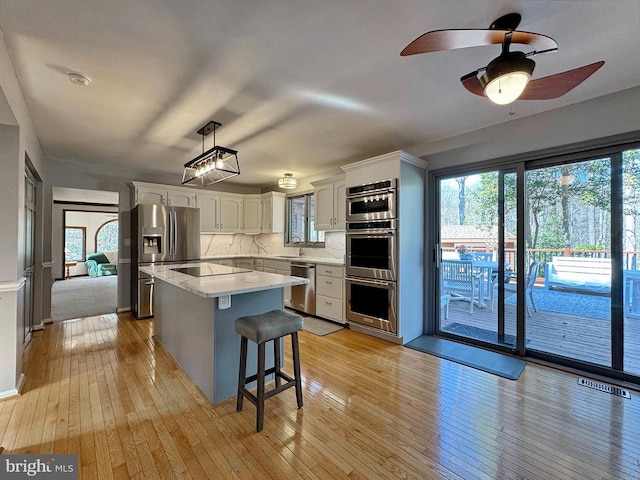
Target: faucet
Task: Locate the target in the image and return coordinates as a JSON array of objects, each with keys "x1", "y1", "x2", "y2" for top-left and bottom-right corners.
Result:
[{"x1": 291, "y1": 235, "x2": 303, "y2": 257}]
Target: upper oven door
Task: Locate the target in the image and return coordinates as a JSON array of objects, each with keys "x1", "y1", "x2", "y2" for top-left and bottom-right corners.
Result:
[
  {"x1": 346, "y1": 190, "x2": 396, "y2": 222},
  {"x1": 346, "y1": 230, "x2": 396, "y2": 281}
]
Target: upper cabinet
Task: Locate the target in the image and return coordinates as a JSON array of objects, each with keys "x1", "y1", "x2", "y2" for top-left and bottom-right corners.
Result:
[
  {"x1": 131, "y1": 182, "x2": 197, "y2": 207},
  {"x1": 219, "y1": 195, "x2": 243, "y2": 232},
  {"x1": 131, "y1": 182, "x2": 285, "y2": 235},
  {"x1": 312, "y1": 175, "x2": 346, "y2": 231},
  {"x1": 132, "y1": 182, "x2": 168, "y2": 206},
  {"x1": 196, "y1": 192, "x2": 221, "y2": 233},
  {"x1": 166, "y1": 187, "x2": 197, "y2": 207},
  {"x1": 242, "y1": 195, "x2": 261, "y2": 233},
  {"x1": 261, "y1": 192, "x2": 285, "y2": 233}
]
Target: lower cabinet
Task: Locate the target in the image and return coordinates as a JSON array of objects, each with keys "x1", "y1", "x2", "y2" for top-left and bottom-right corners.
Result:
[
  {"x1": 235, "y1": 258, "x2": 255, "y2": 270},
  {"x1": 315, "y1": 264, "x2": 345, "y2": 323},
  {"x1": 213, "y1": 258, "x2": 234, "y2": 267}
]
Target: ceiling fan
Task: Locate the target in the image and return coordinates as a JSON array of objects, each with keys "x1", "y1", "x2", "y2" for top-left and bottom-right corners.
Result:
[{"x1": 401, "y1": 13, "x2": 604, "y2": 105}]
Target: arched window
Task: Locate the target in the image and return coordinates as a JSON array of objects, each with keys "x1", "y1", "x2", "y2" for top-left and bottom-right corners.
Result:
[{"x1": 95, "y1": 219, "x2": 119, "y2": 253}]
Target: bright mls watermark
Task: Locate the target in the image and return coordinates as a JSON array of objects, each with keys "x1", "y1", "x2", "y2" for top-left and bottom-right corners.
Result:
[{"x1": 1, "y1": 455, "x2": 78, "y2": 479}]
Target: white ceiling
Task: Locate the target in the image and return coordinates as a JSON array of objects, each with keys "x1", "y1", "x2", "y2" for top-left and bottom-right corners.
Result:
[{"x1": 1, "y1": 1, "x2": 639, "y2": 189}]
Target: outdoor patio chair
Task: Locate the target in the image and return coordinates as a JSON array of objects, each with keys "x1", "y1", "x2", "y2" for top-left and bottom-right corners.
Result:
[
  {"x1": 492, "y1": 261, "x2": 542, "y2": 315},
  {"x1": 441, "y1": 260, "x2": 483, "y2": 314},
  {"x1": 473, "y1": 252, "x2": 494, "y2": 261}
]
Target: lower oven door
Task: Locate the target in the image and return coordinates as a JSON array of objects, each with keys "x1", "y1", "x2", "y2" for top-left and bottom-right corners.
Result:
[{"x1": 346, "y1": 276, "x2": 397, "y2": 334}]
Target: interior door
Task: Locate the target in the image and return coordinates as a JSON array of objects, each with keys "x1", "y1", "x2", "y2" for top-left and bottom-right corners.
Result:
[{"x1": 23, "y1": 168, "x2": 36, "y2": 344}]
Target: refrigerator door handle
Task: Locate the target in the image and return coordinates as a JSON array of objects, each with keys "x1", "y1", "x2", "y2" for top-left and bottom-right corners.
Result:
[
  {"x1": 170, "y1": 209, "x2": 176, "y2": 259},
  {"x1": 173, "y1": 209, "x2": 178, "y2": 259}
]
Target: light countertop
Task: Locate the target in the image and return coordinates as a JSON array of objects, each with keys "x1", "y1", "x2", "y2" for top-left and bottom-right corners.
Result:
[
  {"x1": 202, "y1": 254, "x2": 345, "y2": 266},
  {"x1": 139, "y1": 261, "x2": 309, "y2": 299}
]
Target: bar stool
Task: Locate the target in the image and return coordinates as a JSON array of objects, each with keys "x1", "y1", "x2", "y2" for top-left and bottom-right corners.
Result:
[{"x1": 235, "y1": 309, "x2": 304, "y2": 432}]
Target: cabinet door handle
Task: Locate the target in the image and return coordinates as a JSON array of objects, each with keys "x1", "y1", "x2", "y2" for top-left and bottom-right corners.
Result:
[
  {"x1": 325, "y1": 280, "x2": 332, "y2": 285},
  {"x1": 326, "y1": 270, "x2": 333, "y2": 274},
  {"x1": 325, "y1": 301, "x2": 332, "y2": 305}
]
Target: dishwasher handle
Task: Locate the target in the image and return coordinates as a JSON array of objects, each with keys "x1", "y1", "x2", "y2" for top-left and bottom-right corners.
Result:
[{"x1": 291, "y1": 263, "x2": 315, "y2": 269}]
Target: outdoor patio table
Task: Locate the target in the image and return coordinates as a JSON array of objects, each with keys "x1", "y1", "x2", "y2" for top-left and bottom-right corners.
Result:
[{"x1": 473, "y1": 260, "x2": 499, "y2": 307}]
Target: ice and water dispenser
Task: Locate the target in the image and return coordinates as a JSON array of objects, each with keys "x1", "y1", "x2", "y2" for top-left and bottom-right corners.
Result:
[{"x1": 142, "y1": 234, "x2": 161, "y2": 255}]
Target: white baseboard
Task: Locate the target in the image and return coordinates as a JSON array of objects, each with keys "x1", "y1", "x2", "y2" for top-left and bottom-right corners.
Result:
[
  {"x1": 116, "y1": 307, "x2": 131, "y2": 313},
  {"x1": 33, "y1": 321, "x2": 46, "y2": 330},
  {"x1": 0, "y1": 373, "x2": 25, "y2": 400}
]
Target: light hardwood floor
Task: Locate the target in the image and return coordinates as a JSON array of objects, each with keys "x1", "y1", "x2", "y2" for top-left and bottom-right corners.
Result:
[{"x1": 1, "y1": 313, "x2": 640, "y2": 479}]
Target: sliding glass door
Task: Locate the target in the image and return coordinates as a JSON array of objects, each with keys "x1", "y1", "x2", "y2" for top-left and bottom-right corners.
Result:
[
  {"x1": 524, "y1": 159, "x2": 613, "y2": 367},
  {"x1": 433, "y1": 142, "x2": 640, "y2": 382},
  {"x1": 437, "y1": 170, "x2": 517, "y2": 349}
]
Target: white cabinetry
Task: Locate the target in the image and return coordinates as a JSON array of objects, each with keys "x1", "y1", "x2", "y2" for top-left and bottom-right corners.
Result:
[
  {"x1": 213, "y1": 258, "x2": 234, "y2": 266},
  {"x1": 219, "y1": 195, "x2": 243, "y2": 232},
  {"x1": 132, "y1": 182, "x2": 168, "y2": 205},
  {"x1": 235, "y1": 258, "x2": 255, "y2": 270},
  {"x1": 312, "y1": 175, "x2": 346, "y2": 231},
  {"x1": 242, "y1": 195, "x2": 261, "y2": 233},
  {"x1": 260, "y1": 192, "x2": 286, "y2": 233},
  {"x1": 131, "y1": 182, "x2": 197, "y2": 207},
  {"x1": 196, "y1": 193, "x2": 221, "y2": 233},
  {"x1": 196, "y1": 193, "x2": 244, "y2": 233},
  {"x1": 167, "y1": 187, "x2": 197, "y2": 207},
  {"x1": 316, "y1": 264, "x2": 345, "y2": 323}
]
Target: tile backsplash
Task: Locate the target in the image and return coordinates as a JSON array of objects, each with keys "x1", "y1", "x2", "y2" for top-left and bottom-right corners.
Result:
[{"x1": 200, "y1": 232, "x2": 345, "y2": 259}]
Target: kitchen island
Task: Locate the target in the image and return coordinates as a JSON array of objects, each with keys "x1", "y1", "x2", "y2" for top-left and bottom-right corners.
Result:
[{"x1": 139, "y1": 262, "x2": 309, "y2": 404}]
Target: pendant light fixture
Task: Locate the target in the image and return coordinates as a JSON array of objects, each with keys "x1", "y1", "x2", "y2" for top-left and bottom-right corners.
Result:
[
  {"x1": 278, "y1": 173, "x2": 298, "y2": 189},
  {"x1": 182, "y1": 121, "x2": 240, "y2": 186}
]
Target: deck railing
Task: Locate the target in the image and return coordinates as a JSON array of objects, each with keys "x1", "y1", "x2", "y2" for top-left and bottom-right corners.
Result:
[{"x1": 443, "y1": 248, "x2": 640, "y2": 279}]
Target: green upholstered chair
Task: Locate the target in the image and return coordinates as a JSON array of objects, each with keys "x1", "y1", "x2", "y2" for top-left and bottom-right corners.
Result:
[{"x1": 85, "y1": 253, "x2": 118, "y2": 276}]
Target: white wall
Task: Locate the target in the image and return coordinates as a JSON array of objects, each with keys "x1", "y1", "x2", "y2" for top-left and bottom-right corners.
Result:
[{"x1": 420, "y1": 86, "x2": 640, "y2": 170}]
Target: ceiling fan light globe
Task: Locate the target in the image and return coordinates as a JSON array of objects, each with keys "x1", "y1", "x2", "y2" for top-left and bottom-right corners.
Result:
[
  {"x1": 479, "y1": 52, "x2": 535, "y2": 105},
  {"x1": 484, "y1": 71, "x2": 531, "y2": 105}
]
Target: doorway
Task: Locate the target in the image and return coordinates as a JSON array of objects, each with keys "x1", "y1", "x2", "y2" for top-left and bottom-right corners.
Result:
[{"x1": 51, "y1": 187, "x2": 120, "y2": 321}]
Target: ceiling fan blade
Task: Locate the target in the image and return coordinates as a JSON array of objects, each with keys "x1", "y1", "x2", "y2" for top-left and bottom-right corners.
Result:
[
  {"x1": 400, "y1": 29, "x2": 557, "y2": 56},
  {"x1": 519, "y1": 61, "x2": 605, "y2": 100},
  {"x1": 460, "y1": 71, "x2": 485, "y2": 97}
]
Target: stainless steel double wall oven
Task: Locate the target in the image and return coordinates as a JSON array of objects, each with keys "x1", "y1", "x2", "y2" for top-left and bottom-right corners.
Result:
[{"x1": 345, "y1": 179, "x2": 398, "y2": 334}]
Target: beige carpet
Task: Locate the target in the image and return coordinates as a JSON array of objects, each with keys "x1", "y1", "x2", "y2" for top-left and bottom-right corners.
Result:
[
  {"x1": 301, "y1": 316, "x2": 344, "y2": 336},
  {"x1": 51, "y1": 275, "x2": 118, "y2": 321}
]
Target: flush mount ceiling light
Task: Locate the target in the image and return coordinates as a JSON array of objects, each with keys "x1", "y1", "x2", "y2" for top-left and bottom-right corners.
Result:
[
  {"x1": 67, "y1": 72, "x2": 90, "y2": 86},
  {"x1": 181, "y1": 121, "x2": 240, "y2": 186},
  {"x1": 278, "y1": 173, "x2": 298, "y2": 189}
]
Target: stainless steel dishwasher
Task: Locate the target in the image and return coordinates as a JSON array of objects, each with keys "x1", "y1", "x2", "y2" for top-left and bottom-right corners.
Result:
[{"x1": 290, "y1": 263, "x2": 316, "y2": 315}]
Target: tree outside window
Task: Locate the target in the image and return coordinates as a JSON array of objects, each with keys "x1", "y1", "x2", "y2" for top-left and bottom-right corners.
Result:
[
  {"x1": 65, "y1": 226, "x2": 86, "y2": 261},
  {"x1": 286, "y1": 193, "x2": 324, "y2": 246},
  {"x1": 96, "y1": 219, "x2": 119, "y2": 252}
]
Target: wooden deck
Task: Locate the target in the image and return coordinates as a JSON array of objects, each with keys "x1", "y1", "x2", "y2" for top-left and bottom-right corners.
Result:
[
  {"x1": 1, "y1": 313, "x2": 639, "y2": 479},
  {"x1": 441, "y1": 288, "x2": 640, "y2": 376}
]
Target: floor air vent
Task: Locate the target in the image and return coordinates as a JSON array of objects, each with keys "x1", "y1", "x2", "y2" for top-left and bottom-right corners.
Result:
[{"x1": 578, "y1": 378, "x2": 631, "y2": 399}]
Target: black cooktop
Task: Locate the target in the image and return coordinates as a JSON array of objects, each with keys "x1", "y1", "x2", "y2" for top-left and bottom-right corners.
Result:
[{"x1": 172, "y1": 264, "x2": 251, "y2": 277}]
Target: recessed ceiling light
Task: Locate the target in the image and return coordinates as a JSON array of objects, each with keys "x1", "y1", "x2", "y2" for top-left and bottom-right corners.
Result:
[{"x1": 67, "y1": 72, "x2": 90, "y2": 87}]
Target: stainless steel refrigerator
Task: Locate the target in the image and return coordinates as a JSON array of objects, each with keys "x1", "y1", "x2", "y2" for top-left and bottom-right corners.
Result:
[{"x1": 131, "y1": 204, "x2": 200, "y2": 319}]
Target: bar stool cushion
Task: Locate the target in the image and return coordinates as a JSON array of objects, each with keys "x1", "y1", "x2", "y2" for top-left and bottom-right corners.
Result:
[{"x1": 235, "y1": 309, "x2": 303, "y2": 344}]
